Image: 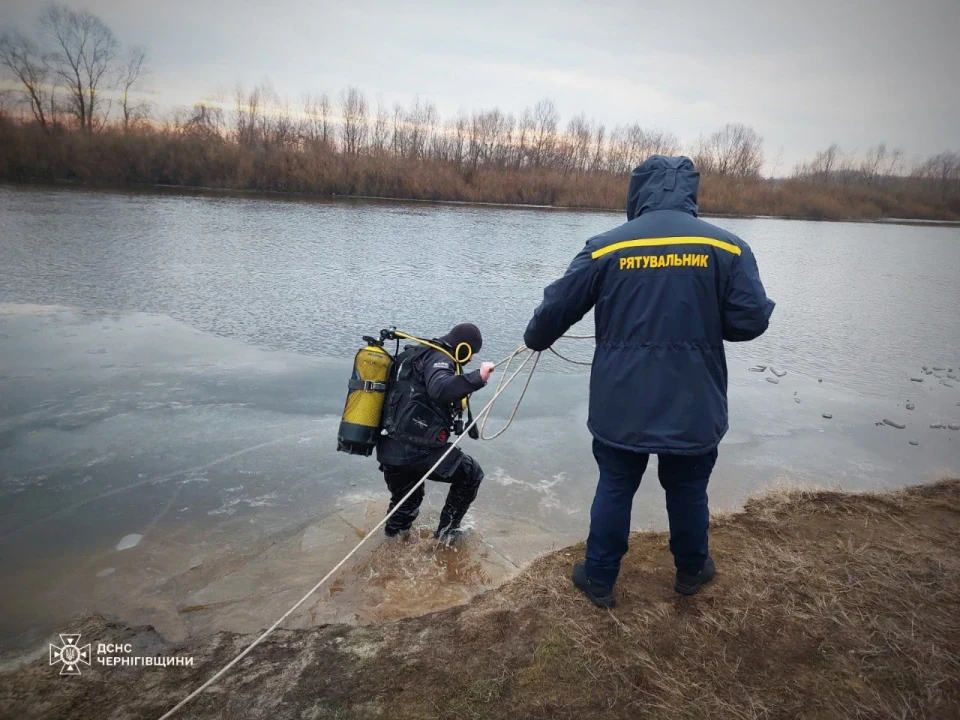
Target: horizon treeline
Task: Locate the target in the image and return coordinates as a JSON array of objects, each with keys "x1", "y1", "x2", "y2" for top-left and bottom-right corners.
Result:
[{"x1": 2, "y1": 4, "x2": 959, "y2": 220}]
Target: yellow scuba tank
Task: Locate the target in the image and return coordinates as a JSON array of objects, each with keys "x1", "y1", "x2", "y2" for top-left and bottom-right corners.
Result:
[
  {"x1": 337, "y1": 337, "x2": 394, "y2": 456},
  {"x1": 337, "y1": 328, "x2": 477, "y2": 456}
]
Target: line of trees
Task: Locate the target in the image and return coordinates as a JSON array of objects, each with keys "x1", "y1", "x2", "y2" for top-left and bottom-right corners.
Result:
[
  {"x1": 794, "y1": 142, "x2": 960, "y2": 199},
  {"x1": 179, "y1": 82, "x2": 693, "y2": 179},
  {"x1": 0, "y1": 6, "x2": 764, "y2": 180},
  {"x1": 2, "y1": 3, "x2": 959, "y2": 219}
]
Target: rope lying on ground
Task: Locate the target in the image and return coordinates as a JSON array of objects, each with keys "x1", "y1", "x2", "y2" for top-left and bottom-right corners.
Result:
[{"x1": 157, "y1": 335, "x2": 593, "y2": 719}]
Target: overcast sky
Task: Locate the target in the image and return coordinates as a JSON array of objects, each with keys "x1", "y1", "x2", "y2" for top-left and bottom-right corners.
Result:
[{"x1": 3, "y1": 0, "x2": 958, "y2": 174}]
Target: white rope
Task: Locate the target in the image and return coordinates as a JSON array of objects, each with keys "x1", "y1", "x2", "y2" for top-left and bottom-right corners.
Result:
[
  {"x1": 157, "y1": 346, "x2": 538, "y2": 720},
  {"x1": 478, "y1": 334, "x2": 594, "y2": 440},
  {"x1": 476, "y1": 346, "x2": 537, "y2": 440},
  {"x1": 547, "y1": 345, "x2": 593, "y2": 366}
]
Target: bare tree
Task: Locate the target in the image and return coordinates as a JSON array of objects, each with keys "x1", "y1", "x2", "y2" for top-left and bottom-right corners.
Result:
[
  {"x1": 795, "y1": 143, "x2": 843, "y2": 183},
  {"x1": 465, "y1": 107, "x2": 513, "y2": 170},
  {"x1": 914, "y1": 151, "x2": 960, "y2": 197},
  {"x1": 590, "y1": 123, "x2": 606, "y2": 173},
  {"x1": 188, "y1": 102, "x2": 224, "y2": 137},
  {"x1": 370, "y1": 96, "x2": 390, "y2": 154},
  {"x1": 856, "y1": 142, "x2": 908, "y2": 186},
  {"x1": 492, "y1": 112, "x2": 515, "y2": 169},
  {"x1": 465, "y1": 109, "x2": 485, "y2": 170},
  {"x1": 339, "y1": 86, "x2": 368, "y2": 155},
  {"x1": 254, "y1": 81, "x2": 276, "y2": 145},
  {"x1": 405, "y1": 97, "x2": 438, "y2": 160},
  {"x1": 606, "y1": 124, "x2": 680, "y2": 173},
  {"x1": 450, "y1": 111, "x2": 468, "y2": 168},
  {"x1": 0, "y1": 88, "x2": 13, "y2": 117},
  {"x1": 515, "y1": 107, "x2": 534, "y2": 169},
  {"x1": 563, "y1": 113, "x2": 592, "y2": 173},
  {"x1": 530, "y1": 97, "x2": 558, "y2": 168},
  {"x1": 300, "y1": 92, "x2": 320, "y2": 144},
  {"x1": 885, "y1": 147, "x2": 905, "y2": 178},
  {"x1": 769, "y1": 146, "x2": 785, "y2": 178},
  {"x1": 40, "y1": 4, "x2": 119, "y2": 132},
  {"x1": 888, "y1": 147, "x2": 905, "y2": 177},
  {"x1": 694, "y1": 123, "x2": 763, "y2": 178},
  {"x1": 319, "y1": 94, "x2": 334, "y2": 148},
  {"x1": 646, "y1": 128, "x2": 680, "y2": 157},
  {"x1": 690, "y1": 135, "x2": 714, "y2": 174},
  {"x1": 859, "y1": 143, "x2": 887, "y2": 184},
  {"x1": 606, "y1": 125, "x2": 630, "y2": 173},
  {"x1": 817, "y1": 143, "x2": 842, "y2": 178},
  {"x1": 431, "y1": 113, "x2": 457, "y2": 162},
  {"x1": 235, "y1": 80, "x2": 293, "y2": 148},
  {"x1": 431, "y1": 120, "x2": 451, "y2": 162},
  {"x1": 171, "y1": 101, "x2": 223, "y2": 140},
  {"x1": 300, "y1": 92, "x2": 333, "y2": 149},
  {"x1": 417, "y1": 99, "x2": 440, "y2": 159},
  {"x1": 234, "y1": 83, "x2": 261, "y2": 146},
  {"x1": 117, "y1": 45, "x2": 150, "y2": 131},
  {"x1": 719, "y1": 123, "x2": 763, "y2": 177},
  {"x1": 481, "y1": 108, "x2": 513, "y2": 169},
  {"x1": 0, "y1": 30, "x2": 52, "y2": 130},
  {"x1": 271, "y1": 99, "x2": 297, "y2": 148},
  {"x1": 391, "y1": 101, "x2": 406, "y2": 157}
]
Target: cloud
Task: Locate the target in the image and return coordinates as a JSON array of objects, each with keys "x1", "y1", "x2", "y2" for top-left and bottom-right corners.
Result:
[{"x1": 473, "y1": 62, "x2": 715, "y2": 117}]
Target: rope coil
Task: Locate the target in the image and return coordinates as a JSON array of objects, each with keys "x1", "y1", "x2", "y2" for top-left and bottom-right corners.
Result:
[{"x1": 157, "y1": 334, "x2": 593, "y2": 719}]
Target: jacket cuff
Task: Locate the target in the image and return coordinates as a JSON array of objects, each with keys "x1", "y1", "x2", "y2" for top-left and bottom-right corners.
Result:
[
  {"x1": 523, "y1": 329, "x2": 548, "y2": 352},
  {"x1": 465, "y1": 369, "x2": 486, "y2": 389}
]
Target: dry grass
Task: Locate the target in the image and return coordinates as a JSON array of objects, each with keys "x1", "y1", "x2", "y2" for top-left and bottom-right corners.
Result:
[
  {"x1": 2, "y1": 122, "x2": 958, "y2": 221},
  {"x1": 456, "y1": 481, "x2": 960, "y2": 719},
  {"x1": 2, "y1": 481, "x2": 958, "y2": 720}
]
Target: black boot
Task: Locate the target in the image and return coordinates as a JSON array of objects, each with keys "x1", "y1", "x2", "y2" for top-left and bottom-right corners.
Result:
[
  {"x1": 383, "y1": 466, "x2": 425, "y2": 537},
  {"x1": 572, "y1": 561, "x2": 616, "y2": 609},
  {"x1": 435, "y1": 483, "x2": 478, "y2": 540},
  {"x1": 675, "y1": 557, "x2": 716, "y2": 595},
  {"x1": 384, "y1": 506, "x2": 419, "y2": 537},
  {"x1": 434, "y1": 527, "x2": 467, "y2": 545}
]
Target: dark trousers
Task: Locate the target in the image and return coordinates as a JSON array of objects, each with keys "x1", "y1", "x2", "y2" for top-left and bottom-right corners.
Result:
[
  {"x1": 586, "y1": 438, "x2": 718, "y2": 588},
  {"x1": 381, "y1": 452, "x2": 484, "y2": 534}
]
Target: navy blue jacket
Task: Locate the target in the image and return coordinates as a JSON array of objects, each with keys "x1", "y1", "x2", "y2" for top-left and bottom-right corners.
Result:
[{"x1": 524, "y1": 156, "x2": 775, "y2": 454}]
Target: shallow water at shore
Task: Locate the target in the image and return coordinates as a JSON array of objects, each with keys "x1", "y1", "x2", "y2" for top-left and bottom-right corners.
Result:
[
  {"x1": 1, "y1": 186, "x2": 959, "y2": 658},
  {"x1": 1, "y1": 306, "x2": 958, "y2": 658}
]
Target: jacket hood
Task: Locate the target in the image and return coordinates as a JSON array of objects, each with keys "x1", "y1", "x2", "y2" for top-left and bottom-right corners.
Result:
[{"x1": 626, "y1": 155, "x2": 699, "y2": 220}]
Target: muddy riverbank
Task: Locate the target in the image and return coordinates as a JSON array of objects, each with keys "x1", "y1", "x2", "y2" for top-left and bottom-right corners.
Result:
[{"x1": 3, "y1": 479, "x2": 958, "y2": 720}]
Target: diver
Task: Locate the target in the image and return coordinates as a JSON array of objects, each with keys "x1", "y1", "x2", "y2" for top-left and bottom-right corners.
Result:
[{"x1": 376, "y1": 323, "x2": 495, "y2": 543}]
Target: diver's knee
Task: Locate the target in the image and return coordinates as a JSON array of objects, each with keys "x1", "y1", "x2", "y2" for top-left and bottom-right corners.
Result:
[{"x1": 461, "y1": 455, "x2": 484, "y2": 487}]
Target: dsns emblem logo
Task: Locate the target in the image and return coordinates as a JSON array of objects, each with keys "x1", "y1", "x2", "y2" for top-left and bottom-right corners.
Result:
[{"x1": 49, "y1": 634, "x2": 91, "y2": 675}]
